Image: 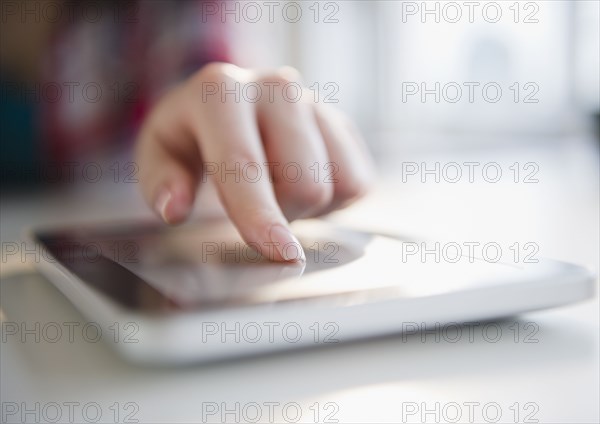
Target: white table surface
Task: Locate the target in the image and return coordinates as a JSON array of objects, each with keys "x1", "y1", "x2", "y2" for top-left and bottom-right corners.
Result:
[{"x1": 1, "y1": 135, "x2": 598, "y2": 423}]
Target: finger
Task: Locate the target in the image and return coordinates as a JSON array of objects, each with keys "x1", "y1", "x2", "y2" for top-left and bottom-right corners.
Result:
[
  {"x1": 187, "y1": 63, "x2": 305, "y2": 262},
  {"x1": 135, "y1": 88, "x2": 202, "y2": 224},
  {"x1": 312, "y1": 102, "x2": 375, "y2": 214},
  {"x1": 256, "y1": 68, "x2": 333, "y2": 221}
]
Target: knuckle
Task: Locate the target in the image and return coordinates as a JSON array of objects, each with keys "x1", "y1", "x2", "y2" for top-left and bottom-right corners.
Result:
[
  {"x1": 277, "y1": 66, "x2": 303, "y2": 82},
  {"x1": 291, "y1": 180, "x2": 334, "y2": 214},
  {"x1": 334, "y1": 172, "x2": 374, "y2": 206},
  {"x1": 259, "y1": 67, "x2": 302, "y2": 87},
  {"x1": 222, "y1": 150, "x2": 258, "y2": 168},
  {"x1": 193, "y1": 62, "x2": 240, "y2": 84},
  {"x1": 257, "y1": 75, "x2": 291, "y2": 91}
]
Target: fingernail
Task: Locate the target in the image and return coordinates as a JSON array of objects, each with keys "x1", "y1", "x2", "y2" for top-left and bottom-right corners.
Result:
[
  {"x1": 154, "y1": 188, "x2": 172, "y2": 223},
  {"x1": 269, "y1": 224, "x2": 306, "y2": 262}
]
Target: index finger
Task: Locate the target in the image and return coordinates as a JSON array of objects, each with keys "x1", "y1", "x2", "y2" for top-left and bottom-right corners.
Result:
[{"x1": 187, "y1": 64, "x2": 305, "y2": 263}]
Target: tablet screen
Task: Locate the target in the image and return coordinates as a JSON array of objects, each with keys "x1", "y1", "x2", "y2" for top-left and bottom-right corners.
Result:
[{"x1": 35, "y1": 220, "x2": 560, "y2": 313}]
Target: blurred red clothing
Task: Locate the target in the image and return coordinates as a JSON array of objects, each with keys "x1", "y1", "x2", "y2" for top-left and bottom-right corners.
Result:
[{"x1": 39, "y1": 1, "x2": 230, "y2": 162}]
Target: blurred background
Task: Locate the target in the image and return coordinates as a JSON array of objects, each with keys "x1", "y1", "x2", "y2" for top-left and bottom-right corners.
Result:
[
  {"x1": 2, "y1": 0, "x2": 598, "y2": 179},
  {"x1": 232, "y1": 0, "x2": 599, "y2": 147},
  {"x1": 1, "y1": 1, "x2": 599, "y2": 423}
]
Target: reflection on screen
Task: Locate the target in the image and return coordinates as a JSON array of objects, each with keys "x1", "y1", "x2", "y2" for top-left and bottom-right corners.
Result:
[{"x1": 38, "y1": 220, "x2": 555, "y2": 311}]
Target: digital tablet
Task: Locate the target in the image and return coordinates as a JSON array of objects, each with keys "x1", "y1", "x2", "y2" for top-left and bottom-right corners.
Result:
[{"x1": 29, "y1": 219, "x2": 596, "y2": 365}]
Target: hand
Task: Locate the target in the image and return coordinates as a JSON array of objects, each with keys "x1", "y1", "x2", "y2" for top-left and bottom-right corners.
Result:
[{"x1": 135, "y1": 63, "x2": 374, "y2": 262}]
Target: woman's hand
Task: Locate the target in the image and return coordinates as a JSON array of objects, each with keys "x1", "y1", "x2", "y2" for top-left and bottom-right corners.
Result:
[{"x1": 135, "y1": 63, "x2": 374, "y2": 262}]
